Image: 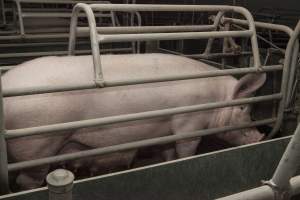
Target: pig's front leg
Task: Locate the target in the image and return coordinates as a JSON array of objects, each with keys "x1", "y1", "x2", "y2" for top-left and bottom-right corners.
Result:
[{"x1": 171, "y1": 114, "x2": 204, "y2": 158}]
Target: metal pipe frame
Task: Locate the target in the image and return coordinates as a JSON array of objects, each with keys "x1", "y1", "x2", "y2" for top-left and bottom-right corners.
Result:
[
  {"x1": 0, "y1": 4, "x2": 295, "y2": 193},
  {"x1": 5, "y1": 94, "x2": 282, "y2": 139},
  {"x1": 68, "y1": 3, "x2": 262, "y2": 87},
  {"x1": 13, "y1": 0, "x2": 112, "y2": 36},
  {"x1": 68, "y1": 3, "x2": 103, "y2": 86},
  {"x1": 217, "y1": 120, "x2": 300, "y2": 200},
  {"x1": 8, "y1": 1, "x2": 141, "y2": 78},
  {"x1": 221, "y1": 17, "x2": 300, "y2": 108},
  {"x1": 91, "y1": 4, "x2": 261, "y2": 69},
  {"x1": 268, "y1": 20, "x2": 300, "y2": 139},
  {"x1": 8, "y1": 118, "x2": 276, "y2": 172},
  {"x1": 216, "y1": 175, "x2": 300, "y2": 200},
  {"x1": 0, "y1": 71, "x2": 9, "y2": 194}
]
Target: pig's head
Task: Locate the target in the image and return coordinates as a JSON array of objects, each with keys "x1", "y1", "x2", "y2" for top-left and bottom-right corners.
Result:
[{"x1": 214, "y1": 73, "x2": 266, "y2": 145}]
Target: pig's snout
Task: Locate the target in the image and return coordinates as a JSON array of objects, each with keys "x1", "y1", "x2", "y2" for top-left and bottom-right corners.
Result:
[{"x1": 242, "y1": 129, "x2": 265, "y2": 144}]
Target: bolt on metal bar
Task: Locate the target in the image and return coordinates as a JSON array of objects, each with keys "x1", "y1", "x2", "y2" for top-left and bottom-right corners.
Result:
[
  {"x1": 0, "y1": 71, "x2": 9, "y2": 194},
  {"x1": 3, "y1": 65, "x2": 283, "y2": 97},
  {"x1": 8, "y1": 118, "x2": 276, "y2": 172},
  {"x1": 5, "y1": 94, "x2": 282, "y2": 139}
]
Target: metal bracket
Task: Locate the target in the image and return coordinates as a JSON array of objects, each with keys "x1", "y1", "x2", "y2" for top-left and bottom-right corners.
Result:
[
  {"x1": 262, "y1": 180, "x2": 291, "y2": 200},
  {"x1": 94, "y1": 78, "x2": 105, "y2": 88}
]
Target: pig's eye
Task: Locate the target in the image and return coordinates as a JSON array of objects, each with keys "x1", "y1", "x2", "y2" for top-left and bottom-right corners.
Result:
[{"x1": 239, "y1": 106, "x2": 245, "y2": 110}]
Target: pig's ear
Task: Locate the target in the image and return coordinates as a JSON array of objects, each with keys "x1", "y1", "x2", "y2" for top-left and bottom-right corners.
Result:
[{"x1": 232, "y1": 73, "x2": 266, "y2": 99}]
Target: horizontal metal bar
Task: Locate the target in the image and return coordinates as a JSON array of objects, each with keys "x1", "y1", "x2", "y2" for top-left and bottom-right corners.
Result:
[
  {"x1": 222, "y1": 17, "x2": 294, "y2": 36},
  {"x1": 0, "y1": 41, "x2": 89, "y2": 48},
  {"x1": 8, "y1": 118, "x2": 276, "y2": 171},
  {"x1": 14, "y1": 0, "x2": 110, "y2": 4},
  {"x1": 98, "y1": 30, "x2": 253, "y2": 43},
  {"x1": 5, "y1": 94, "x2": 282, "y2": 139},
  {"x1": 0, "y1": 48, "x2": 132, "y2": 58},
  {"x1": 78, "y1": 25, "x2": 216, "y2": 34},
  {"x1": 0, "y1": 33, "x2": 82, "y2": 40},
  {"x1": 3, "y1": 65, "x2": 283, "y2": 97},
  {"x1": 89, "y1": 4, "x2": 242, "y2": 12},
  {"x1": 22, "y1": 12, "x2": 112, "y2": 18},
  {"x1": 185, "y1": 52, "x2": 252, "y2": 59}
]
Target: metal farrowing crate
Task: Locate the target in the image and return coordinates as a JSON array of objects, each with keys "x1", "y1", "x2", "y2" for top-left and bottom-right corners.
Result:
[{"x1": 0, "y1": 3, "x2": 299, "y2": 195}]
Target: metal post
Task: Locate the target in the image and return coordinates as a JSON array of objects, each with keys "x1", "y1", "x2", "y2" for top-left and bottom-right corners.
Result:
[
  {"x1": 217, "y1": 121, "x2": 300, "y2": 200},
  {"x1": 47, "y1": 169, "x2": 74, "y2": 200},
  {"x1": 15, "y1": 0, "x2": 25, "y2": 35},
  {"x1": 0, "y1": 70, "x2": 10, "y2": 194},
  {"x1": 68, "y1": 3, "x2": 104, "y2": 87},
  {"x1": 267, "y1": 123, "x2": 300, "y2": 199},
  {"x1": 268, "y1": 20, "x2": 300, "y2": 139}
]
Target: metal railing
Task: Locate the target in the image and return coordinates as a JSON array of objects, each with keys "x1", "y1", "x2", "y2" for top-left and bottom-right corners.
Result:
[
  {"x1": 0, "y1": 0, "x2": 142, "y2": 64},
  {"x1": 218, "y1": 54, "x2": 300, "y2": 198},
  {"x1": 0, "y1": 4, "x2": 297, "y2": 194}
]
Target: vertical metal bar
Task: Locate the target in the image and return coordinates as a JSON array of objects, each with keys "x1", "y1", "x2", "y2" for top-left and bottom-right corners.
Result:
[
  {"x1": 286, "y1": 41, "x2": 299, "y2": 107},
  {"x1": 270, "y1": 123, "x2": 300, "y2": 193},
  {"x1": 135, "y1": 11, "x2": 141, "y2": 53},
  {"x1": 130, "y1": 11, "x2": 136, "y2": 53},
  {"x1": 15, "y1": 0, "x2": 25, "y2": 35},
  {"x1": 268, "y1": 20, "x2": 300, "y2": 139},
  {"x1": 110, "y1": 11, "x2": 116, "y2": 26},
  {"x1": 249, "y1": 30, "x2": 261, "y2": 68},
  {"x1": 0, "y1": 71, "x2": 10, "y2": 194},
  {"x1": 203, "y1": 11, "x2": 224, "y2": 55},
  {"x1": 68, "y1": 3, "x2": 104, "y2": 86}
]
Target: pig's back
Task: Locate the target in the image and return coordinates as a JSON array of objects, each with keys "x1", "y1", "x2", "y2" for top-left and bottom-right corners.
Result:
[{"x1": 2, "y1": 53, "x2": 222, "y2": 90}]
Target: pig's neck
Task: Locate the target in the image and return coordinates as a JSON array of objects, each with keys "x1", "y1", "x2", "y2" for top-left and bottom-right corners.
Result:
[{"x1": 208, "y1": 92, "x2": 234, "y2": 129}]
